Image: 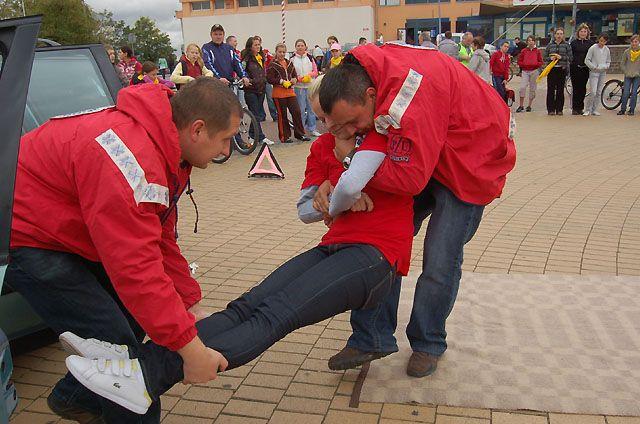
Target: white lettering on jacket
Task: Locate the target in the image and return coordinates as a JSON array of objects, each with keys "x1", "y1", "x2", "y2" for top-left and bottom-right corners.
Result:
[
  {"x1": 95, "y1": 129, "x2": 170, "y2": 207},
  {"x1": 375, "y1": 68, "x2": 423, "y2": 134}
]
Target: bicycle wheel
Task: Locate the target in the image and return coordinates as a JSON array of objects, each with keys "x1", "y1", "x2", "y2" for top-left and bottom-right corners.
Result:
[
  {"x1": 565, "y1": 76, "x2": 572, "y2": 96},
  {"x1": 601, "y1": 79, "x2": 623, "y2": 110},
  {"x1": 234, "y1": 108, "x2": 260, "y2": 156},
  {"x1": 212, "y1": 141, "x2": 233, "y2": 164},
  {"x1": 508, "y1": 64, "x2": 516, "y2": 82}
]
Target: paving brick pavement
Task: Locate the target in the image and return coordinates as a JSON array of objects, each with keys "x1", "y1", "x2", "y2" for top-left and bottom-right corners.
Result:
[{"x1": 8, "y1": 88, "x2": 640, "y2": 423}]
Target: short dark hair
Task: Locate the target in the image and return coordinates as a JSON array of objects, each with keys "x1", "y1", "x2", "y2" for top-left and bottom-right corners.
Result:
[
  {"x1": 514, "y1": 37, "x2": 520, "y2": 41},
  {"x1": 327, "y1": 35, "x2": 338, "y2": 44},
  {"x1": 120, "y1": 45, "x2": 133, "y2": 58},
  {"x1": 359, "y1": 37, "x2": 367, "y2": 43},
  {"x1": 171, "y1": 77, "x2": 242, "y2": 132},
  {"x1": 598, "y1": 33, "x2": 609, "y2": 41},
  {"x1": 141, "y1": 61, "x2": 157, "y2": 74},
  {"x1": 445, "y1": 31, "x2": 452, "y2": 39},
  {"x1": 211, "y1": 24, "x2": 224, "y2": 33},
  {"x1": 319, "y1": 59, "x2": 373, "y2": 115},
  {"x1": 472, "y1": 36, "x2": 485, "y2": 49},
  {"x1": 226, "y1": 35, "x2": 236, "y2": 43}
]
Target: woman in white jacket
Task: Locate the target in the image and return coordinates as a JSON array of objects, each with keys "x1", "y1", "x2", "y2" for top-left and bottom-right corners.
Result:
[
  {"x1": 291, "y1": 39, "x2": 321, "y2": 137},
  {"x1": 468, "y1": 36, "x2": 491, "y2": 84},
  {"x1": 584, "y1": 33, "x2": 611, "y2": 116}
]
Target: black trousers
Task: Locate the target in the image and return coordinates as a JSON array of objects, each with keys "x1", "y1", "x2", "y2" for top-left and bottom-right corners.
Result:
[
  {"x1": 546, "y1": 67, "x2": 566, "y2": 113},
  {"x1": 570, "y1": 65, "x2": 589, "y2": 112}
]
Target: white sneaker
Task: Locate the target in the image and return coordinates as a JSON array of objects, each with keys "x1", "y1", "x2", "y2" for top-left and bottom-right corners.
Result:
[
  {"x1": 66, "y1": 356, "x2": 151, "y2": 415},
  {"x1": 60, "y1": 332, "x2": 129, "y2": 359},
  {"x1": 582, "y1": 111, "x2": 591, "y2": 116},
  {"x1": 310, "y1": 130, "x2": 322, "y2": 137},
  {"x1": 261, "y1": 138, "x2": 275, "y2": 145},
  {"x1": 591, "y1": 111, "x2": 601, "y2": 116}
]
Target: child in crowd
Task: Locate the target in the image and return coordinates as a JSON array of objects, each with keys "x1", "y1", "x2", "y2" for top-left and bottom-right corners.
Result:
[
  {"x1": 329, "y1": 43, "x2": 344, "y2": 69},
  {"x1": 584, "y1": 33, "x2": 611, "y2": 116},
  {"x1": 170, "y1": 43, "x2": 214, "y2": 88},
  {"x1": 266, "y1": 43, "x2": 311, "y2": 143},
  {"x1": 490, "y1": 41, "x2": 511, "y2": 103},
  {"x1": 131, "y1": 61, "x2": 176, "y2": 89}
]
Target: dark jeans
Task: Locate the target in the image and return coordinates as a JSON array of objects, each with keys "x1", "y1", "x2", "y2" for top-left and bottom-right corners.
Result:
[
  {"x1": 546, "y1": 67, "x2": 566, "y2": 113},
  {"x1": 5, "y1": 248, "x2": 161, "y2": 424},
  {"x1": 492, "y1": 75, "x2": 507, "y2": 102},
  {"x1": 273, "y1": 97, "x2": 305, "y2": 142},
  {"x1": 245, "y1": 91, "x2": 267, "y2": 141},
  {"x1": 137, "y1": 244, "x2": 395, "y2": 400},
  {"x1": 347, "y1": 179, "x2": 484, "y2": 357},
  {"x1": 621, "y1": 76, "x2": 640, "y2": 113},
  {"x1": 570, "y1": 65, "x2": 589, "y2": 112}
]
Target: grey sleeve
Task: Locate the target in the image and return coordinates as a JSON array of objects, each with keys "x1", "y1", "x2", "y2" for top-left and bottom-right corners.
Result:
[
  {"x1": 297, "y1": 186, "x2": 324, "y2": 224},
  {"x1": 328, "y1": 150, "x2": 386, "y2": 217}
]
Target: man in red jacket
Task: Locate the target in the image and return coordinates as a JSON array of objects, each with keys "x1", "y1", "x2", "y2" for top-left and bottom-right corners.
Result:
[
  {"x1": 490, "y1": 41, "x2": 512, "y2": 103},
  {"x1": 316, "y1": 44, "x2": 516, "y2": 377},
  {"x1": 6, "y1": 78, "x2": 240, "y2": 423}
]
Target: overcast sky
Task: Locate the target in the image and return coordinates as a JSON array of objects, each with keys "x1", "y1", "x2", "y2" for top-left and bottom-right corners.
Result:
[{"x1": 85, "y1": 0, "x2": 184, "y2": 49}]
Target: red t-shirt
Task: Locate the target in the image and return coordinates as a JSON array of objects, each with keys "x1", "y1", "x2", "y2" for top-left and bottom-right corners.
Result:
[{"x1": 301, "y1": 133, "x2": 414, "y2": 275}]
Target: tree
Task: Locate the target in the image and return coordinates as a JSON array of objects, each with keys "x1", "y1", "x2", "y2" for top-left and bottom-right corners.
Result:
[
  {"x1": 27, "y1": 0, "x2": 99, "y2": 45},
  {"x1": 0, "y1": 0, "x2": 25, "y2": 19},
  {"x1": 94, "y1": 10, "x2": 127, "y2": 48},
  {"x1": 125, "y1": 17, "x2": 175, "y2": 64}
]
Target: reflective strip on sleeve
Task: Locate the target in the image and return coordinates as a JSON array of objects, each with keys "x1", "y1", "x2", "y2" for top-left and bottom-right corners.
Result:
[
  {"x1": 374, "y1": 68, "x2": 423, "y2": 134},
  {"x1": 95, "y1": 129, "x2": 170, "y2": 207}
]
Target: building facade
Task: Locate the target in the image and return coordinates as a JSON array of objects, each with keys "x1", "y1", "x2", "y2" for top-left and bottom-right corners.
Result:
[{"x1": 176, "y1": 0, "x2": 640, "y2": 51}]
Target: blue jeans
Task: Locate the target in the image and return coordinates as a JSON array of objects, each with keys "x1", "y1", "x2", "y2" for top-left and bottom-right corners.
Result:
[
  {"x1": 621, "y1": 76, "x2": 640, "y2": 113},
  {"x1": 265, "y1": 83, "x2": 278, "y2": 120},
  {"x1": 294, "y1": 87, "x2": 317, "y2": 132},
  {"x1": 347, "y1": 179, "x2": 484, "y2": 357},
  {"x1": 245, "y1": 91, "x2": 267, "y2": 141},
  {"x1": 5, "y1": 248, "x2": 161, "y2": 423},
  {"x1": 492, "y1": 75, "x2": 507, "y2": 103},
  {"x1": 132, "y1": 244, "x2": 395, "y2": 400}
]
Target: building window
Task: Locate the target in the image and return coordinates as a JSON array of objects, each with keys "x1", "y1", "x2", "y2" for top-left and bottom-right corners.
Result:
[
  {"x1": 379, "y1": 0, "x2": 400, "y2": 5},
  {"x1": 214, "y1": 0, "x2": 225, "y2": 9},
  {"x1": 405, "y1": 0, "x2": 448, "y2": 4},
  {"x1": 239, "y1": 0, "x2": 258, "y2": 6},
  {"x1": 191, "y1": 1, "x2": 211, "y2": 10},
  {"x1": 263, "y1": 0, "x2": 278, "y2": 5},
  {"x1": 311, "y1": 0, "x2": 331, "y2": 2}
]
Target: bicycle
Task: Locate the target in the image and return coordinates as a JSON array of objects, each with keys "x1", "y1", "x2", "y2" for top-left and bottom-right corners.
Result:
[
  {"x1": 508, "y1": 62, "x2": 520, "y2": 82},
  {"x1": 565, "y1": 74, "x2": 591, "y2": 98},
  {"x1": 212, "y1": 79, "x2": 260, "y2": 164},
  {"x1": 600, "y1": 78, "x2": 640, "y2": 111}
]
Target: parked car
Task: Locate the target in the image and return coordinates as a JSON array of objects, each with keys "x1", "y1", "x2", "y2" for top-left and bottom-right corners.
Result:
[{"x1": 0, "y1": 15, "x2": 123, "y2": 344}]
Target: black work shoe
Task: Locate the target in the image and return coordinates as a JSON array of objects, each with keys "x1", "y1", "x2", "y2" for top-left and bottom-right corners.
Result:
[
  {"x1": 548, "y1": 111, "x2": 556, "y2": 116},
  {"x1": 516, "y1": 106, "x2": 524, "y2": 113},
  {"x1": 406, "y1": 351, "x2": 439, "y2": 378},
  {"x1": 572, "y1": 110, "x2": 581, "y2": 115},
  {"x1": 628, "y1": 111, "x2": 635, "y2": 116},
  {"x1": 557, "y1": 111, "x2": 564, "y2": 116},
  {"x1": 328, "y1": 346, "x2": 393, "y2": 371},
  {"x1": 282, "y1": 138, "x2": 295, "y2": 143},
  {"x1": 526, "y1": 106, "x2": 532, "y2": 112},
  {"x1": 47, "y1": 393, "x2": 104, "y2": 424},
  {"x1": 297, "y1": 135, "x2": 311, "y2": 142}
]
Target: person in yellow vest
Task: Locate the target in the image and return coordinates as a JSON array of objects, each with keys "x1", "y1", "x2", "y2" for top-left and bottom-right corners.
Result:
[
  {"x1": 329, "y1": 43, "x2": 344, "y2": 68},
  {"x1": 458, "y1": 32, "x2": 474, "y2": 67}
]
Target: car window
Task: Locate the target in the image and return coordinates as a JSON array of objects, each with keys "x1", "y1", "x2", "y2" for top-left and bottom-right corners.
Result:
[
  {"x1": 23, "y1": 48, "x2": 114, "y2": 133},
  {"x1": 0, "y1": 42, "x2": 5, "y2": 74}
]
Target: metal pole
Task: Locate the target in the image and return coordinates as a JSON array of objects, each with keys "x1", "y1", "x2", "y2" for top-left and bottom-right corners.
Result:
[
  {"x1": 437, "y1": 0, "x2": 442, "y2": 35},
  {"x1": 571, "y1": 0, "x2": 577, "y2": 31},
  {"x1": 281, "y1": 0, "x2": 286, "y2": 44},
  {"x1": 551, "y1": 0, "x2": 556, "y2": 28}
]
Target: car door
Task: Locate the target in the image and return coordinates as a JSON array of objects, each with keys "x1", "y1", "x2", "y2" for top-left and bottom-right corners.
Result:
[{"x1": 0, "y1": 15, "x2": 41, "y2": 292}]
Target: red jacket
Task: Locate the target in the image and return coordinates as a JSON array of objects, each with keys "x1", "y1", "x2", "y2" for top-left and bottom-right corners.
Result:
[
  {"x1": 11, "y1": 85, "x2": 201, "y2": 351},
  {"x1": 517, "y1": 47, "x2": 543, "y2": 72},
  {"x1": 490, "y1": 51, "x2": 511, "y2": 80},
  {"x1": 350, "y1": 44, "x2": 516, "y2": 205}
]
